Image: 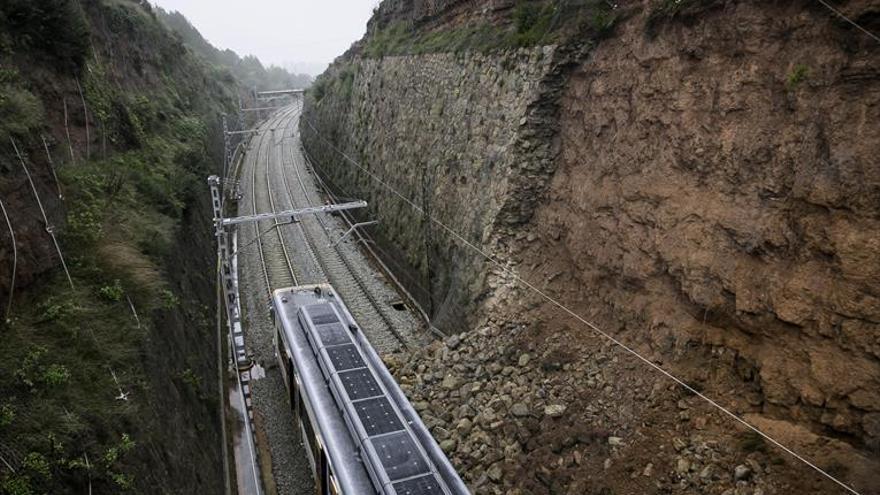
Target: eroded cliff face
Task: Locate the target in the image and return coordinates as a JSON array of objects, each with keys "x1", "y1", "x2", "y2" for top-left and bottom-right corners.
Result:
[
  {"x1": 533, "y1": 0, "x2": 880, "y2": 446},
  {"x1": 303, "y1": 0, "x2": 880, "y2": 491}
]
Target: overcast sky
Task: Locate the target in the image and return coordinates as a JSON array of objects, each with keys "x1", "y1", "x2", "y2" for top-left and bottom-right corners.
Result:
[{"x1": 151, "y1": 0, "x2": 379, "y2": 75}]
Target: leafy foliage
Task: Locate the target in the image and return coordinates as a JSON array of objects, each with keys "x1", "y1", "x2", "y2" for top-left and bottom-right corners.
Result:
[
  {"x1": 361, "y1": 0, "x2": 620, "y2": 58},
  {"x1": 99, "y1": 280, "x2": 125, "y2": 302},
  {"x1": 0, "y1": 68, "x2": 44, "y2": 143},
  {"x1": 0, "y1": 0, "x2": 91, "y2": 69},
  {"x1": 0, "y1": 0, "x2": 235, "y2": 493},
  {"x1": 786, "y1": 64, "x2": 810, "y2": 89}
]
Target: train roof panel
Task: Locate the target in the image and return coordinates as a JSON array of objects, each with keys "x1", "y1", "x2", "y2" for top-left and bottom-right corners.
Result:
[
  {"x1": 273, "y1": 285, "x2": 470, "y2": 495},
  {"x1": 393, "y1": 474, "x2": 444, "y2": 494},
  {"x1": 355, "y1": 397, "x2": 405, "y2": 437},
  {"x1": 339, "y1": 369, "x2": 383, "y2": 401},
  {"x1": 371, "y1": 431, "x2": 431, "y2": 481},
  {"x1": 326, "y1": 344, "x2": 365, "y2": 371}
]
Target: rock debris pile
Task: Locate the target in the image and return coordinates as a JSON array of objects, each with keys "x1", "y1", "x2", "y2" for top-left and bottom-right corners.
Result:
[{"x1": 387, "y1": 324, "x2": 832, "y2": 495}]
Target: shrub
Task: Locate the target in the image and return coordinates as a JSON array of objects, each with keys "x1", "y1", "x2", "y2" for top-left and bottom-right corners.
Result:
[
  {"x1": 99, "y1": 280, "x2": 125, "y2": 302},
  {"x1": 14, "y1": 347, "x2": 70, "y2": 391},
  {"x1": 512, "y1": 1, "x2": 556, "y2": 46},
  {"x1": 0, "y1": 475, "x2": 33, "y2": 495},
  {"x1": 786, "y1": 64, "x2": 809, "y2": 89},
  {"x1": 0, "y1": 83, "x2": 45, "y2": 143},
  {"x1": 0, "y1": 404, "x2": 14, "y2": 428},
  {"x1": 591, "y1": 8, "x2": 618, "y2": 37},
  {"x1": 311, "y1": 79, "x2": 328, "y2": 102},
  {"x1": 738, "y1": 430, "x2": 767, "y2": 453},
  {"x1": 160, "y1": 289, "x2": 179, "y2": 309},
  {"x1": 41, "y1": 364, "x2": 70, "y2": 386},
  {"x1": 22, "y1": 453, "x2": 50, "y2": 478}
]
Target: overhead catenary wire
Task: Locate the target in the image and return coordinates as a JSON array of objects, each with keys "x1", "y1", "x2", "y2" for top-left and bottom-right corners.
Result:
[
  {"x1": 301, "y1": 147, "x2": 437, "y2": 330},
  {"x1": 0, "y1": 199, "x2": 16, "y2": 322},
  {"x1": 10, "y1": 137, "x2": 74, "y2": 289},
  {"x1": 301, "y1": 118, "x2": 863, "y2": 495}
]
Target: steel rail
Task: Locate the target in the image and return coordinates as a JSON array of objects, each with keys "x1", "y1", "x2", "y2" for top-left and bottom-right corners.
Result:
[
  {"x1": 279, "y1": 118, "x2": 409, "y2": 350},
  {"x1": 301, "y1": 149, "x2": 443, "y2": 338},
  {"x1": 249, "y1": 107, "x2": 301, "y2": 296},
  {"x1": 263, "y1": 111, "x2": 299, "y2": 289}
]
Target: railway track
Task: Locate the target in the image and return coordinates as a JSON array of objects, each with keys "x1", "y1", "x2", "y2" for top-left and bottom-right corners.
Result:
[
  {"x1": 249, "y1": 106, "x2": 302, "y2": 294},
  {"x1": 276, "y1": 123, "x2": 410, "y2": 353},
  {"x1": 243, "y1": 102, "x2": 421, "y2": 353}
]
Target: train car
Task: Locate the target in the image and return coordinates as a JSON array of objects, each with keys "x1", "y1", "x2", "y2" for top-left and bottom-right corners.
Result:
[{"x1": 271, "y1": 284, "x2": 470, "y2": 495}]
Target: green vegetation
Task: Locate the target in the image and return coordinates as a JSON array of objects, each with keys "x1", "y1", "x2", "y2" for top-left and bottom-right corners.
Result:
[
  {"x1": 0, "y1": 0, "x2": 235, "y2": 492},
  {"x1": 98, "y1": 280, "x2": 125, "y2": 302},
  {"x1": 361, "y1": 0, "x2": 619, "y2": 59},
  {"x1": 649, "y1": 0, "x2": 695, "y2": 18},
  {"x1": 738, "y1": 430, "x2": 768, "y2": 453},
  {"x1": 786, "y1": 64, "x2": 810, "y2": 89},
  {"x1": 0, "y1": 0, "x2": 91, "y2": 69},
  {"x1": 310, "y1": 67, "x2": 358, "y2": 105},
  {"x1": 0, "y1": 69, "x2": 45, "y2": 144},
  {"x1": 512, "y1": 1, "x2": 556, "y2": 46}
]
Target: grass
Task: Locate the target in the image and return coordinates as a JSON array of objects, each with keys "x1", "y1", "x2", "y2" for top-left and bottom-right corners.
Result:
[
  {"x1": 359, "y1": 0, "x2": 623, "y2": 59},
  {"x1": 786, "y1": 64, "x2": 810, "y2": 90}
]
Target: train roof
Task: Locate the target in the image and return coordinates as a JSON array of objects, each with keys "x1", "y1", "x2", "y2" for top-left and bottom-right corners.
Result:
[{"x1": 272, "y1": 285, "x2": 469, "y2": 495}]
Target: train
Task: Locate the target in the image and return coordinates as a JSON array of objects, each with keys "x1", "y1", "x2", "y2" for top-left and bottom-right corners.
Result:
[{"x1": 271, "y1": 284, "x2": 470, "y2": 495}]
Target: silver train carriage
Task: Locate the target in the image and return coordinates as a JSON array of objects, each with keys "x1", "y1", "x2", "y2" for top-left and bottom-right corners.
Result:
[{"x1": 271, "y1": 284, "x2": 470, "y2": 495}]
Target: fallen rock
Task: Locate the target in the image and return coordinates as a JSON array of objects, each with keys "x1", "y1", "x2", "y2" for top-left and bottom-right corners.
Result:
[
  {"x1": 442, "y1": 374, "x2": 460, "y2": 390},
  {"x1": 544, "y1": 404, "x2": 567, "y2": 418},
  {"x1": 734, "y1": 464, "x2": 752, "y2": 481},
  {"x1": 440, "y1": 438, "x2": 458, "y2": 452},
  {"x1": 487, "y1": 463, "x2": 503, "y2": 482},
  {"x1": 510, "y1": 402, "x2": 530, "y2": 417},
  {"x1": 676, "y1": 458, "x2": 690, "y2": 474}
]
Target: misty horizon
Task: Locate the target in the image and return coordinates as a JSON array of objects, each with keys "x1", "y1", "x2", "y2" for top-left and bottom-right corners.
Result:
[{"x1": 151, "y1": 0, "x2": 379, "y2": 76}]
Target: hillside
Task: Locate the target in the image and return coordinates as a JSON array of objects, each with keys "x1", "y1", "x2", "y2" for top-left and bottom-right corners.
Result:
[
  {"x1": 0, "y1": 0, "x2": 266, "y2": 492},
  {"x1": 302, "y1": 0, "x2": 880, "y2": 493},
  {"x1": 155, "y1": 8, "x2": 313, "y2": 92}
]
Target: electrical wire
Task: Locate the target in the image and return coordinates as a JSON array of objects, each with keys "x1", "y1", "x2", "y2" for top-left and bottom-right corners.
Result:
[
  {"x1": 301, "y1": 118, "x2": 863, "y2": 495},
  {"x1": 816, "y1": 0, "x2": 880, "y2": 44}
]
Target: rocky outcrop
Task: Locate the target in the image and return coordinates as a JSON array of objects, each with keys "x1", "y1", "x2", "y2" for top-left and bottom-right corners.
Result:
[{"x1": 304, "y1": 0, "x2": 880, "y2": 492}]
